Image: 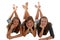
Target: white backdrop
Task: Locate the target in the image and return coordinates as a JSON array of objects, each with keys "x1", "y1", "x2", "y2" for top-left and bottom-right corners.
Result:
[{"x1": 0, "y1": 0, "x2": 60, "y2": 40}]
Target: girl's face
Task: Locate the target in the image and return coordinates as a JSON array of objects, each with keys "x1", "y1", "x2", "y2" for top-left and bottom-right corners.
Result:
[
  {"x1": 26, "y1": 20, "x2": 34, "y2": 28},
  {"x1": 13, "y1": 18, "x2": 19, "y2": 27},
  {"x1": 41, "y1": 18, "x2": 48, "y2": 27}
]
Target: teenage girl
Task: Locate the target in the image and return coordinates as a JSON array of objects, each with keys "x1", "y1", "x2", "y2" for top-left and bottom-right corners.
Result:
[
  {"x1": 7, "y1": 4, "x2": 22, "y2": 39},
  {"x1": 22, "y1": 16, "x2": 36, "y2": 37}
]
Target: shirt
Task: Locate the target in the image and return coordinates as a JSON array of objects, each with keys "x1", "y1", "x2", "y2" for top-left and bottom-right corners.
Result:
[{"x1": 36, "y1": 22, "x2": 54, "y2": 38}]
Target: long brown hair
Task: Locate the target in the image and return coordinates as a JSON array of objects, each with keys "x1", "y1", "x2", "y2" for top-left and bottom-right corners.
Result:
[
  {"x1": 39, "y1": 16, "x2": 48, "y2": 24},
  {"x1": 37, "y1": 16, "x2": 49, "y2": 35},
  {"x1": 23, "y1": 16, "x2": 34, "y2": 30},
  {"x1": 7, "y1": 17, "x2": 21, "y2": 33}
]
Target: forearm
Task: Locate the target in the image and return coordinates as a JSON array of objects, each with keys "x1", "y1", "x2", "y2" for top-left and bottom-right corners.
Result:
[
  {"x1": 30, "y1": 28, "x2": 36, "y2": 37},
  {"x1": 46, "y1": 36, "x2": 53, "y2": 39},
  {"x1": 39, "y1": 28, "x2": 44, "y2": 37},
  {"x1": 7, "y1": 30, "x2": 22, "y2": 39},
  {"x1": 7, "y1": 29, "x2": 13, "y2": 39},
  {"x1": 39, "y1": 36, "x2": 53, "y2": 40},
  {"x1": 10, "y1": 34, "x2": 22, "y2": 39},
  {"x1": 11, "y1": 28, "x2": 22, "y2": 38},
  {"x1": 23, "y1": 29, "x2": 29, "y2": 36}
]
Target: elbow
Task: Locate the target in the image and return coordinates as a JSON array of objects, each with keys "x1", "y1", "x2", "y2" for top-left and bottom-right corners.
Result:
[
  {"x1": 7, "y1": 35, "x2": 10, "y2": 39},
  {"x1": 34, "y1": 32, "x2": 36, "y2": 37},
  {"x1": 23, "y1": 34, "x2": 26, "y2": 37},
  {"x1": 32, "y1": 30, "x2": 36, "y2": 37},
  {"x1": 51, "y1": 33, "x2": 55, "y2": 39},
  {"x1": 49, "y1": 35, "x2": 55, "y2": 39},
  {"x1": 52, "y1": 36, "x2": 54, "y2": 39},
  {"x1": 7, "y1": 34, "x2": 12, "y2": 39},
  {"x1": 7, "y1": 35, "x2": 8, "y2": 39},
  {"x1": 22, "y1": 32, "x2": 26, "y2": 37},
  {"x1": 7, "y1": 34, "x2": 9, "y2": 39},
  {"x1": 33, "y1": 33, "x2": 36, "y2": 37},
  {"x1": 38, "y1": 34, "x2": 42, "y2": 37},
  {"x1": 51, "y1": 35, "x2": 55, "y2": 39},
  {"x1": 39, "y1": 35, "x2": 42, "y2": 37}
]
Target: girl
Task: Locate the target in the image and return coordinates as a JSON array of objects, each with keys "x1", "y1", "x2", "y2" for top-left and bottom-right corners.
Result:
[
  {"x1": 22, "y1": 16, "x2": 36, "y2": 37},
  {"x1": 35, "y1": 2, "x2": 54, "y2": 40},
  {"x1": 36, "y1": 16, "x2": 54, "y2": 40},
  {"x1": 7, "y1": 4, "x2": 22, "y2": 39}
]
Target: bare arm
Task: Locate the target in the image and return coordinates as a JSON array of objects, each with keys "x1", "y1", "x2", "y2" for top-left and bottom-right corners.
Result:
[
  {"x1": 7, "y1": 25, "x2": 22, "y2": 39},
  {"x1": 39, "y1": 27, "x2": 44, "y2": 37},
  {"x1": 39, "y1": 36, "x2": 53, "y2": 40},
  {"x1": 39, "y1": 23, "x2": 54, "y2": 40},
  {"x1": 10, "y1": 26, "x2": 22, "y2": 38},
  {"x1": 45, "y1": 36, "x2": 53, "y2": 39},
  {"x1": 23, "y1": 26, "x2": 29, "y2": 36},
  {"x1": 7, "y1": 27, "x2": 13, "y2": 39},
  {"x1": 30, "y1": 27, "x2": 36, "y2": 37},
  {"x1": 45, "y1": 23, "x2": 54, "y2": 39}
]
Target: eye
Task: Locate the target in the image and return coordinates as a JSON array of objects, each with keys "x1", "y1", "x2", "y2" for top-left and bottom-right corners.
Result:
[
  {"x1": 41, "y1": 21, "x2": 44, "y2": 22},
  {"x1": 30, "y1": 22, "x2": 32, "y2": 23}
]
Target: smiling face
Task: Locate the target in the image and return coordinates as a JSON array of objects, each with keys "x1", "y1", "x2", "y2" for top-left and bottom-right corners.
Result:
[
  {"x1": 26, "y1": 20, "x2": 34, "y2": 28},
  {"x1": 40, "y1": 17, "x2": 48, "y2": 27},
  {"x1": 12, "y1": 18, "x2": 19, "y2": 27}
]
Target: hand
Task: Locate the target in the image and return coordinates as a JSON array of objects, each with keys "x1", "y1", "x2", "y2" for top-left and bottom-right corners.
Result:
[
  {"x1": 28, "y1": 27, "x2": 32, "y2": 29},
  {"x1": 39, "y1": 38, "x2": 49, "y2": 40},
  {"x1": 40, "y1": 25, "x2": 45, "y2": 29}
]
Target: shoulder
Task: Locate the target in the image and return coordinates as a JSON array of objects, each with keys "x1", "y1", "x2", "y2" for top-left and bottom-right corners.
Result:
[
  {"x1": 47, "y1": 22, "x2": 52, "y2": 29},
  {"x1": 47, "y1": 22, "x2": 52, "y2": 26}
]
